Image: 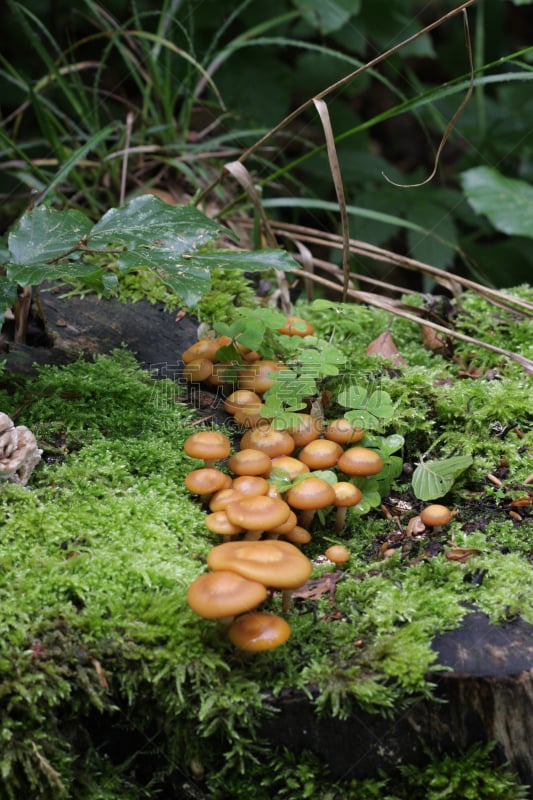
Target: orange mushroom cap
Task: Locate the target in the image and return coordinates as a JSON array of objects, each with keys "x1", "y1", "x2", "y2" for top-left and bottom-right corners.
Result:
[
  {"x1": 238, "y1": 360, "x2": 285, "y2": 394},
  {"x1": 225, "y1": 495, "x2": 291, "y2": 532},
  {"x1": 205, "y1": 511, "x2": 245, "y2": 538},
  {"x1": 298, "y1": 439, "x2": 343, "y2": 470},
  {"x1": 207, "y1": 539, "x2": 312, "y2": 589},
  {"x1": 337, "y1": 446, "x2": 384, "y2": 477},
  {"x1": 209, "y1": 488, "x2": 247, "y2": 512},
  {"x1": 227, "y1": 612, "x2": 291, "y2": 651},
  {"x1": 323, "y1": 418, "x2": 365, "y2": 445},
  {"x1": 285, "y1": 413, "x2": 323, "y2": 447},
  {"x1": 223, "y1": 389, "x2": 262, "y2": 416},
  {"x1": 420, "y1": 504, "x2": 453, "y2": 527},
  {"x1": 187, "y1": 571, "x2": 267, "y2": 620},
  {"x1": 182, "y1": 339, "x2": 219, "y2": 364},
  {"x1": 325, "y1": 545, "x2": 350, "y2": 565},
  {"x1": 231, "y1": 475, "x2": 270, "y2": 497},
  {"x1": 240, "y1": 426, "x2": 295, "y2": 459},
  {"x1": 278, "y1": 316, "x2": 314, "y2": 337},
  {"x1": 228, "y1": 448, "x2": 272, "y2": 477},
  {"x1": 184, "y1": 467, "x2": 232, "y2": 496},
  {"x1": 285, "y1": 476, "x2": 336, "y2": 511},
  {"x1": 184, "y1": 431, "x2": 231, "y2": 466},
  {"x1": 270, "y1": 455, "x2": 309, "y2": 481},
  {"x1": 181, "y1": 358, "x2": 213, "y2": 383}
]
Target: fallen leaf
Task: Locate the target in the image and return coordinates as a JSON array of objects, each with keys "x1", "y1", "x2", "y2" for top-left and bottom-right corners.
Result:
[
  {"x1": 366, "y1": 330, "x2": 406, "y2": 365},
  {"x1": 422, "y1": 325, "x2": 445, "y2": 352}
]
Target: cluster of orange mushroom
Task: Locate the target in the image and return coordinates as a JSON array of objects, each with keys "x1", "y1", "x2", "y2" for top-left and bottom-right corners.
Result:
[{"x1": 180, "y1": 318, "x2": 393, "y2": 651}]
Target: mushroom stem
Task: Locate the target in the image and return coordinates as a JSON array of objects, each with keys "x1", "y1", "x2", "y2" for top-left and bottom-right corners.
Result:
[
  {"x1": 281, "y1": 589, "x2": 293, "y2": 614},
  {"x1": 334, "y1": 507, "x2": 347, "y2": 532},
  {"x1": 298, "y1": 508, "x2": 316, "y2": 529}
]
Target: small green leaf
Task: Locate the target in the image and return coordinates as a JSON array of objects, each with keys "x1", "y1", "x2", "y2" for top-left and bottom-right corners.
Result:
[
  {"x1": 7, "y1": 260, "x2": 105, "y2": 288},
  {"x1": 460, "y1": 166, "x2": 533, "y2": 238},
  {"x1": 412, "y1": 455, "x2": 473, "y2": 501},
  {"x1": 8, "y1": 206, "x2": 92, "y2": 265}
]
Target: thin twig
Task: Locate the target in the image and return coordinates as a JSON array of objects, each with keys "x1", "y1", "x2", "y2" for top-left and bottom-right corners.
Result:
[{"x1": 119, "y1": 111, "x2": 135, "y2": 207}]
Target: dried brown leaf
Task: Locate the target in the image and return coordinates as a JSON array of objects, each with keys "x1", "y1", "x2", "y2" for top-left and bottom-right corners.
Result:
[{"x1": 366, "y1": 330, "x2": 406, "y2": 365}]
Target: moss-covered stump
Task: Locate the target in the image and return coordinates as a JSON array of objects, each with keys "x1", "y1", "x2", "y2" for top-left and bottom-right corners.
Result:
[
  {"x1": 0, "y1": 283, "x2": 532, "y2": 799},
  {"x1": 261, "y1": 612, "x2": 533, "y2": 789}
]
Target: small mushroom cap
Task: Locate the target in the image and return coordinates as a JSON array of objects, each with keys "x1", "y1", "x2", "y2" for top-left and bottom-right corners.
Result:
[
  {"x1": 233, "y1": 403, "x2": 268, "y2": 428},
  {"x1": 324, "y1": 418, "x2": 364, "y2": 445},
  {"x1": 325, "y1": 545, "x2": 350, "y2": 564},
  {"x1": 225, "y1": 495, "x2": 291, "y2": 531},
  {"x1": 205, "y1": 511, "x2": 245, "y2": 537},
  {"x1": 298, "y1": 439, "x2": 343, "y2": 470},
  {"x1": 184, "y1": 468, "x2": 232, "y2": 495},
  {"x1": 187, "y1": 570, "x2": 267, "y2": 619},
  {"x1": 337, "y1": 446, "x2": 384, "y2": 476},
  {"x1": 240, "y1": 426, "x2": 295, "y2": 458},
  {"x1": 285, "y1": 476, "x2": 336, "y2": 511},
  {"x1": 333, "y1": 482, "x2": 363, "y2": 507},
  {"x1": 207, "y1": 539, "x2": 312, "y2": 589},
  {"x1": 227, "y1": 612, "x2": 291, "y2": 651},
  {"x1": 184, "y1": 431, "x2": 231, "y2": 462},
  {"x1": 228, "y1": 448, "x2": 272, "y2": 476},
  {"x1": 420, "y1": 504, "x2": 453, "y2": 527}
]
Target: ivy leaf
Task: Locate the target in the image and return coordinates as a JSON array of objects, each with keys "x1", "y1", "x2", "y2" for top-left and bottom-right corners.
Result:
[
  {"x1": 338, "y1": 385, "x2": 395, "y2": 431},
  {"x1": 460, "y1": 167, "x2": 533, "y2": 238},
  {"x1": 7, "y1": 260, "x2": 104, "y2": 288},
  {"x1": 412, "y1": 455, "x2": 473, "y2": 501}
]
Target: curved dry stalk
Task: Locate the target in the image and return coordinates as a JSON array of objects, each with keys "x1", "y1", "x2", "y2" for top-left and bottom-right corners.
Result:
[{"x1": 313, "y1": 98, "x2": 350, "y2": 301}]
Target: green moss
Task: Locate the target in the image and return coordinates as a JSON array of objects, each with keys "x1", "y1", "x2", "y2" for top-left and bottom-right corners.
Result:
[{"x1": 0, "y1": 311, "x2": 531, "y2": 798}]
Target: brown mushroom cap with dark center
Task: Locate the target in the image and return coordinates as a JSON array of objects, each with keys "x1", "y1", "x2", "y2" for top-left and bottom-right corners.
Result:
[
  {"x1": 207, "y1": 539, "x2": 312, "y2": 589},
  {"x1": 184, "y1": 431, "x2": 231, "y2": 468},
  {"x1": 227, "y1": 611, "x2": 291, "y2": 651},
  {"x1": 337, "y1": 446, "x2": 384, "y2": 476},
  {"x1": 225, "y1": 495, "x2": 291, "y2": 539},
  {"x1": 240, "y1": 426, "x2": 295, "y2": 459},
  {"x1": 187, "y1": 570, "x2": 267, "y2": 620}
]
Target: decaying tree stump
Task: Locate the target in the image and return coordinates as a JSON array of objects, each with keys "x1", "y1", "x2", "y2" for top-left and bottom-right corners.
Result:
[{"x1": 261, "y1": 612, "x2": 533, "y2": 794}]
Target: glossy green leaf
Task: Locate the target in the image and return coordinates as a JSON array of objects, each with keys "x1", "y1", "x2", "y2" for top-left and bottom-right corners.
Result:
[
  {"x1": 460, "y1": 167, "x2": 533, "y2": 238},
  {"x1": 7, "y1": 260, "x2": 104, "y2": 288},
  {"x1": 90, "y1": 195, "x2": 231, "y2": 251},
  {"x1": 8, "y1": 206, "x2": 92, "y2": 265},
  {"x1": 187, "y1": 248, "x2": 298, "y2": 273},
  {"x1": 412, "y1": 455, "x2": 473, "y2": 501}
]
